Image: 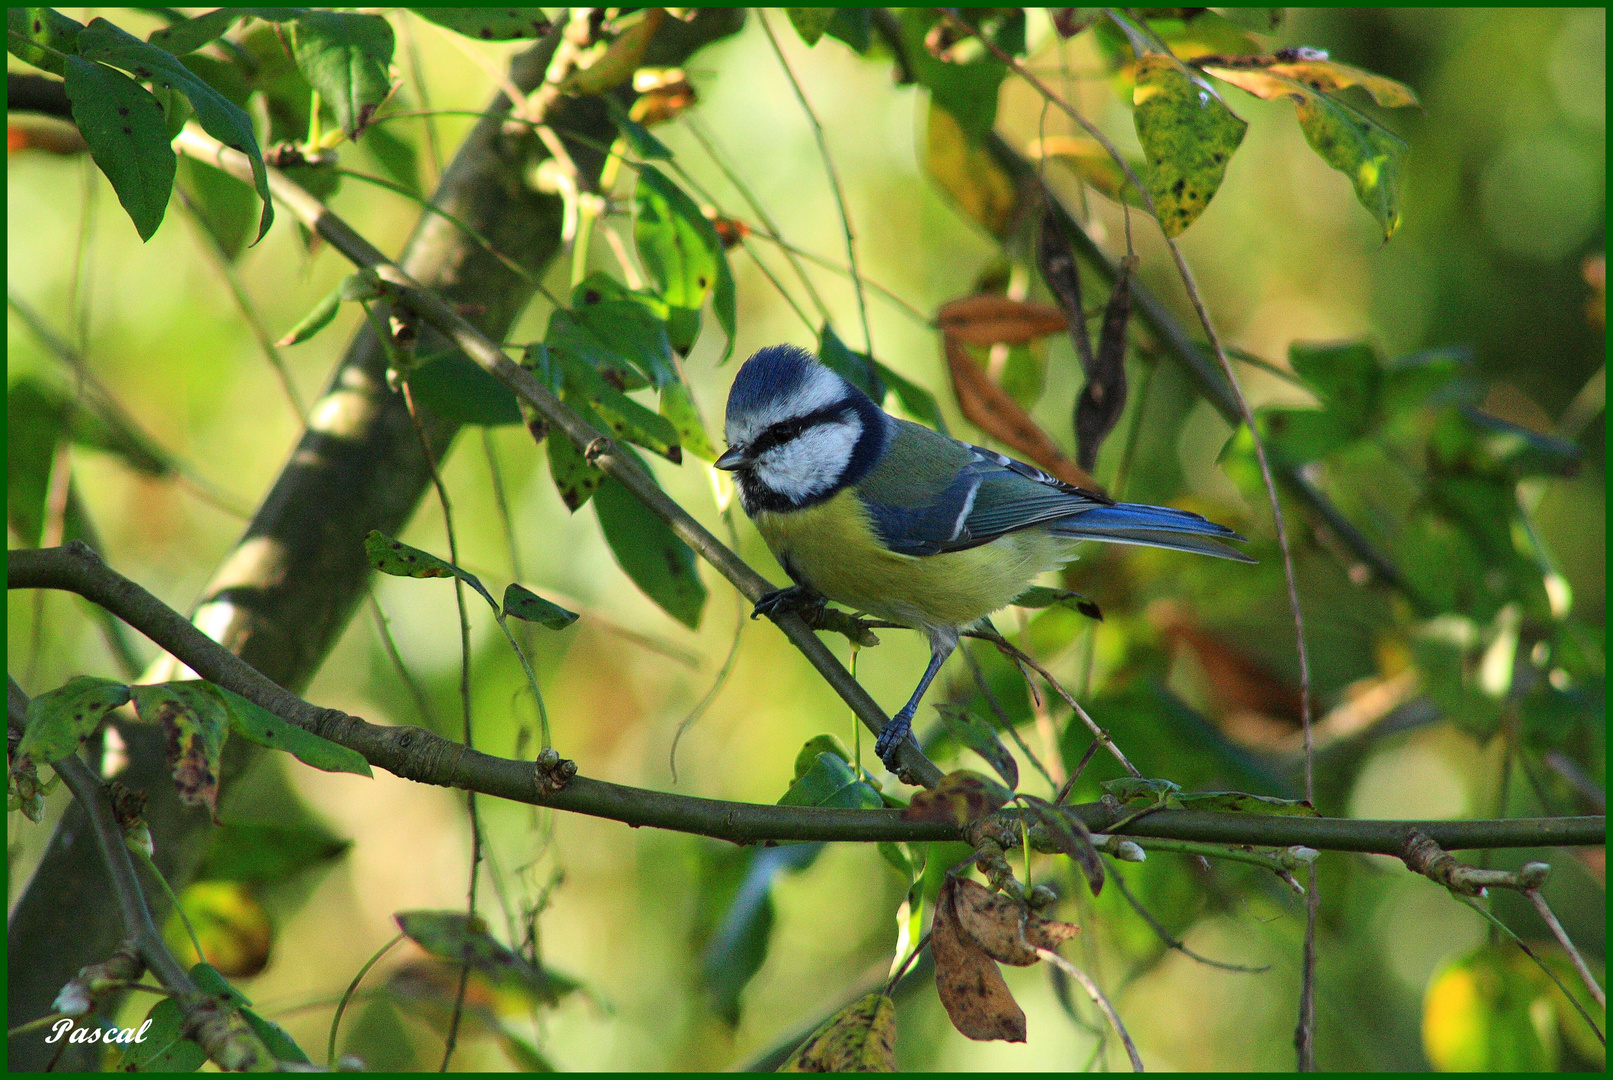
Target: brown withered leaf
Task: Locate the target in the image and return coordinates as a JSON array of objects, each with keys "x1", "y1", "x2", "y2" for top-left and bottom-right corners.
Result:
[
  {"x1": 937, "y1": 295, "x2": 1069, "y2": 347},
  {"x1": 950, "y1": 877, "x2": 1079, "y2": 966},
  {"x1": 900, "y1": 770, "x2": 1012, "y2": 828},
  {"x1": 1036, "y1": 209, "x2": 1093, "y2": 370},
  {"x1": 779, "y1": 992, "x2": 896, "y2": 1072},
  {"x1": 1077, "y1": 254, "x2": 1134, "y2": 471},
  {"x1": 944, "y1": 334, "x2": 1103, "y2": 492},
  {"x1": 932, "y1": 878, "x2": 1027, "y2": 1042}
]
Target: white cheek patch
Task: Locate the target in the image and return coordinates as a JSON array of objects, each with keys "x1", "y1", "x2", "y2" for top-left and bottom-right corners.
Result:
[
  {"x1": 752, "y1": 420, "x2": 861, "y2": 503},
  {"x1": 726, "y1": 365, "x2": 847, "y2": 447}
]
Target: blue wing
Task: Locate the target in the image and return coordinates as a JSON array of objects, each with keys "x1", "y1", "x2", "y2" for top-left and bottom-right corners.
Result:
[{"x1": 856, "y1": 421, "x2": 1251, "y2": 561}]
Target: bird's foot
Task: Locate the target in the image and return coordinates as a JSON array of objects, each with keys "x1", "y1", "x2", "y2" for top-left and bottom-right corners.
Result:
[
  {"x1": 751, "y1": 585, "x2": 823, "y2": 621},
  {"x1": 875, "y1": 707, "x2": 916, "y2": 770}
]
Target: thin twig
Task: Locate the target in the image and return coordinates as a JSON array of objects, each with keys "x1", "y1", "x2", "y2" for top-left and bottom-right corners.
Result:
[
  {"x1": 981, "y1": 631, "x2": 1142, "y2": 779},
  {"x1": 327, "y1": 931, "x2": 403, "y2": 1067},
  {"x1": 1035, "y1": 947, "x2": 1144, "y2": 1071},
  {"x1": 759, "y1": 11, "x2": 873, "y2": 354},
  {"x1": 1525, "y1": 888, "x2": 1606, "y2": 1010},
  {"x1": 1109, "y1": 867, "x2": 1270, "y2": 973},
  {"x1": 669, "y1": 516, "x2": 748, "y2": 783},
  {"x1": 396, "y1": 378, "x2": 481, "y2": 1070},
  {"x1": 960, "y1": 641, "x2": 1057, "y2": 793},
  {"x1": 7, "y1": 291, "x2": 255, "y2": 519},
  {"x1": 173, "y1": 185, "x2": 307, "y2": 423},
  {"x1": 368, "y1": 594, "x2": 437, "y2": 729},
  {"x1": 482, "y1": 428, "x2": 524, "y2": 582},
  {"x1": 682, "y1": 114, "x2": 833, "y2": 325},
  {"x1": 1453, "y1": 893, "x2": 1605, "y2": 1046}
]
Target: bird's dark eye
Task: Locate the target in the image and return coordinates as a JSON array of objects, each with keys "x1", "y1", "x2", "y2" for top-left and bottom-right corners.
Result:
[{"x1": 750, "y1": 404, "x2": 854, "y2": 456}]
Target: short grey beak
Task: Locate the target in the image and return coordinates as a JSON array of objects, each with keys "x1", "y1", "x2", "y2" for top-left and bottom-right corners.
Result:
[{"x1": 714, "y1": 446, "x2": 747, "y2": 471}]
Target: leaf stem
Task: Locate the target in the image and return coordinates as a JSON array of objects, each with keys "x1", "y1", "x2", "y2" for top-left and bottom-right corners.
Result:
[{"x1": 759, "y1": 11, "x2": 873, "y2": 355}]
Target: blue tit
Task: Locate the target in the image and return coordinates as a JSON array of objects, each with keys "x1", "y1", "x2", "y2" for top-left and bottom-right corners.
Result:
[{"x1": 715, "y1": 344, "x2": 1253, "y2": 770}]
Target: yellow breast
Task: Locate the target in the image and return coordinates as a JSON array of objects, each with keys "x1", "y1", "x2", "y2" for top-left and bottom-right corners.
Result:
[{"x1": 753, "y1": 489, "x2": 1074, "y2": 632}]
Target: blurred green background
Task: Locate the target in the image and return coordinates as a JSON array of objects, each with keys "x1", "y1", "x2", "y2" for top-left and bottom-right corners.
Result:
[{"x1": 8, "y1": 7, "x2": 1603, "y2": 1071}]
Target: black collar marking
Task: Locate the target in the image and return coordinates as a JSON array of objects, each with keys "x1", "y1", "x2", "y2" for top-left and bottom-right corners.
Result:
[{"x1": 736, "y1": 395, "x2": 887, "y2": 513}]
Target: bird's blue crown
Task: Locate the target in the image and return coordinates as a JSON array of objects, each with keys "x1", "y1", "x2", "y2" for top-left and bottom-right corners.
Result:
[{"x1": 725, "y1": 344, "x2": 835, "y2": 423}]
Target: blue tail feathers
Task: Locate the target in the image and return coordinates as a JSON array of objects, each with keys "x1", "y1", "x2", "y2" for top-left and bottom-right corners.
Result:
[{"x1": 1048, "y1": 502, "x2": 1255, "y2": 562}]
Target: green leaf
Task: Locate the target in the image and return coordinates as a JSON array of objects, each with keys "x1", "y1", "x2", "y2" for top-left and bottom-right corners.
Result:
[
  {"x1": 7, "y1": 376, "x2": 175, "y2": 479},
  {"x1": 594, "y1": 474, "x2": 708, "y2": 628},
  {"x1": 824, "y1": 8, "x2": 872, "y2": 53},
  {"x1": 242, "y1": 1006, "x2": 310, "y2": 1065},
  {"x1": 1379, "y1": 345, "x2": 1473, "y2": 415},
  {"x1": 276, "y1": 280, "x2": 345, "y2": 347},
  {"x1": 215, "y1": 684, "x2": 374, "y2": 777},
  {"x1": 118, "y1": 996, "x2": 206, "y2": 1071},
  {"x1": 1435, "y1": 406, "x2": 1582, "y2": 481},
  {"x1": 165, "y1": 881, "x2": 272, "y2": 978},
  {"x1": 194, "y1": 820, "x2": 351, "y2": 885},
  {"x1": 779, "y1": 752, "x2": 884, "y2": 810},
  {"x1": 546, "y1": 395, "x2": 608, "y2": 511},
  {"x1": 546, "y1": 303, "x2": 675, "y2": 390},
  {"x1": 933, "y1": 704, "x2": 1018, "y2": 790},
  {"x1": 818, "y1": 324, "x2": 885, "y2": 401},
  {"x1": 6, "y1": 380, "x2": 104, "y2": 553},
  {"x1": 634, "y1": 166, "x2": 735, "y2": 352},
  {"x1": 924, "y1": 100, "x2": 1019, "y2": 236},
  {"x1": 874, "y1": 360, "x2": 948, "y2": 433},
  {"x1": 363, "y1": 530, "x2": 496, "y2": 609},
  {"x1": 502, "y1": 583, "x2": 579, "y2": 630},
  {"x1": 785, "y1": 9, "x2": 836, "y2": 46},
  {"x1": 19, "y1": 676, "x2": 130, "y2": 764},
  {"x1": 147, "y1": 8, "x2": 257, "y2": 56},
  {"x1": 1423, "y1": 943, "x2": 1596, "y2": 1071},
  {"x1": 406, "y1": 353, "x2": 522, "y2": 426},
  {"x1": 1100, "y1": 776, "x2": 1182, "y2": 803},
  {"x1": 780, "y1": 993, "x2": 897, "y2": 1072},
  {"x1": 1204, "y1": 63, "x2": 1406, "y2": 239},
  {"x1": 394, "y1": 911, "x2": 581, "y2": 1005},
  {"x1": 64, "y1": 58, "x2": 176, "y2": 241},
  {"x1": 176, "y1": 153, "x2": 258, "y2": 260},
  {"x1": 1289, "y1": 340, "x2": 1382, "y2": 429},
  {"x1": 555, "y1": 351, "x2": 683, "y2": 462},
  {"x1": 1168, "y1": 790, "x2": 1319, "y2": 815},
  {"x1": 659, "y1": 382, "x2": 720, "y2": 462},
  {"x1": 604, "y1": 94, "x2": 672, "y2": 160},
  {"x1": 77, "y1": 17, "x2": 274, "y2": 243},
  {"x1": 1217, "y1": 8, "x2": 1285, "y2": 32},
  {"x1": 698, "y1": 846, "x2": 812, "y2": 1025},
  {"x1": 289, "y1": 10, "x2": 395, "y2": 139},
  {"x1": 411, "y1": 9, "x2": 553, "y2": 40},
  {"x1": 899, "y1": 8, "x2": 1007, "y2": 142},
  {"x1": 131, "y1": 682, "x2": 230, "y2": 815},
  {"x1": 793, "y1": 733, "x2": 853, "y2": 779},
  {"x1": 1132, "y1": 52, "x2": 1247, "y2": 237},
  {"x1": 7, "y1": 7, "x2": 86, "y2": 77},
  {"x1": 362, "y1": 120, "x2": 421, "y2": 196},
  {"x1": 1008, "y1": 585, "x2": 1102, "y2": 620}
]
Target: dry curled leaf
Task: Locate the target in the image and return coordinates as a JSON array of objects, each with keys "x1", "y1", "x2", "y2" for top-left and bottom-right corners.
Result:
[
  {"x1": 932, "y1": 877, "x2": 1026, "y2": 1042},
  {"x1": 900, "y1": 770, "x2": 1011, "y2": 828},
  {"x1": 937, "y1": 295, "x2": 1069, "y2": 347},
  {"x1": 950, "y1": 877, "x2": 1079, "y2": 966},
  {"x1": 944, "y1": 334, "x2": 1102, "y2": 492},
  {"x1": 779, "y1": 992, "x2": 896, "y2": 1072}
]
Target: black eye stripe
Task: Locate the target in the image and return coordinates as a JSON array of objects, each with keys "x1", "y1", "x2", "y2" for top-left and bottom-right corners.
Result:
[{"x1": 746, "y1": 403, "x2": 855, "y2": 458}]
